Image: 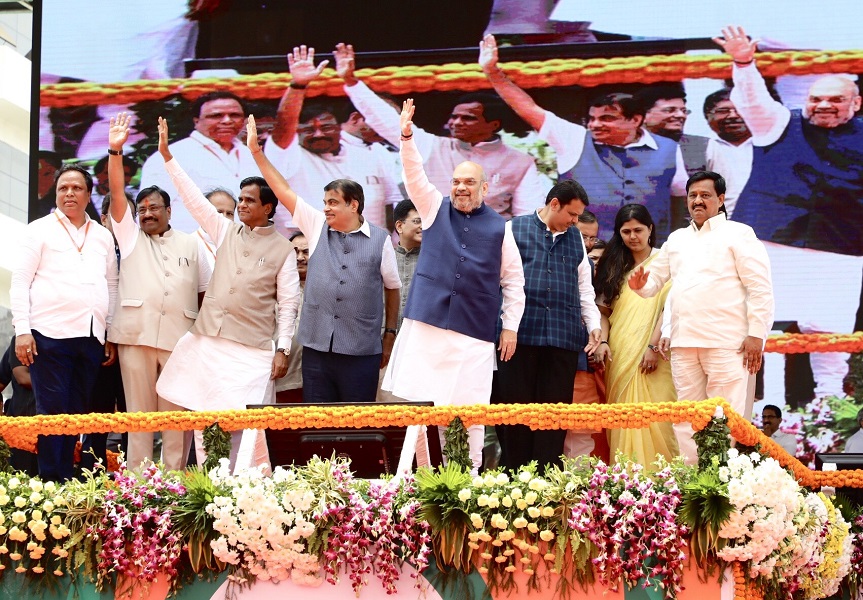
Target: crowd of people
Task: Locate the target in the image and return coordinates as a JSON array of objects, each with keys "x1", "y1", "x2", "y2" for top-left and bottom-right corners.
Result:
[{"x1": 9, "y1": 25, "x2": 863, "y2": 480}]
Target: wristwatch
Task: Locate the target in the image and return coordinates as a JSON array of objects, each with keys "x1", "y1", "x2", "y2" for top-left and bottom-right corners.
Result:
[
  {"x1": 276, "y1": 347, "x2": 290, "y2": 356},
  {"x1": 647, "y1": 344, "x2": 659, "y2": 352},
  {"x1": 384, "y1": 328, "x2": 397, "y2": 336}
]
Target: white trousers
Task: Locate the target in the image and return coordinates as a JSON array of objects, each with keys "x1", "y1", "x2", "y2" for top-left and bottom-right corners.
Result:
[{"x1": 671, "y1": 347, "x2": 752, "y2": 465}]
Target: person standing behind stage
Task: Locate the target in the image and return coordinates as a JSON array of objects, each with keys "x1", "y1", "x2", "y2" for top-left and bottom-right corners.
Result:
[
  {"x1": 11, "y1": 164, "x2": 118, "y2": 481},
  {"x1": 196, "y1": 188, "x2": 237, "y2": 271},
  {"x1": 628, "y1": 171, "x2": 774, "y2": 464},
  {"x1": 106, "y1": 113, "x2": 211, "y2": 471},
  {"x1": 248, "y1": 115, "x2": 401, "y2": 405},
  {"x1": 492, "y1": 179, "x2": 601, "y2": 472},
  {"x1": 275, "y1": 232, "x2": 309, "y2": 404},
  {"x1": 154, "y1": 117, "x2": 300, "y2": 469},
  {"x1": 593, "y1": 204, "x2": 679, "y2": 467},
  {"x1": 383, "y1": 99, "x2": 526, "y2": 472}
]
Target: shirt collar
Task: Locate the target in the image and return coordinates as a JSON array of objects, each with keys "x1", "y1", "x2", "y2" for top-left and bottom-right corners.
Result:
[
  {"x1": 595, "y1": 127, "x2": 658, "y2": 150},
  {"x1": 533, "y1": 209, "x2": 568, "y2": 238},
  {"x1": 54, "y1": 207, "x2": 92, "y2": 227},
  {"x1": 330, "y1": 218, "x2": 371, "y2": 238},
  {"x1": 190, "y1": 130, "x2": 240, "y2": 154},
  {"x1": 243, "y1": 221, "x2": 278, "y2": 236},
  {"x1": 710, "y1": 134, "x2": 753, "y2": 148},
  {"x1": 395, "y1": 244, "x2": 420, "y2": 255},
  {"x1": 690, "y1": 212, "x2": 728, "y2": 233}
]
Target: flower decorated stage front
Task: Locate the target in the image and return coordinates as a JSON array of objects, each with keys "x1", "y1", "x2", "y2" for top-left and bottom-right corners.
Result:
[{"x1": 0, "y1": 401, "x2": 859, "y2": 600}]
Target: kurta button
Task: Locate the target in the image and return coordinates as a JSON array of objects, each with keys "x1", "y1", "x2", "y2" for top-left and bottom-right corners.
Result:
[
  {"x1": 161, "y1": 311, "x2": 166, "y2": 315},
  {"x1": 162, "y1": 256, "x2": 167, "y2": 260},
  {"x1": 336, "y1": 298, "x2": 342, "y2": 302},
  {"x1": 456, "y1": 274, "x2": 461, "y2": 279},
  {"x1": 340, "y1": 280, "x2": 345, "y2": 284},
  {"x1": 546, "y1": 306, "x2": 550, "y2": 311},
  {"x1": 344, "y1": 250, "x2": 349, "y2": 254},
  {"x1": 164, "y1": 291, "x2": 169, "y2": 296},
  {"x1": 334, "y1": 315, "x2": 340, "y2": 319},
  {"x1": 461, "y1": 244, "x2": 466, "y2": 249},
  {"x1": 545, "y1": 233, "x2": 550, "y2": 237},
  {"x1": 466, "y1": 214, "x2": 471, "y2": 219},
  {"x1": 164, "y1": 272, "x2": 169, "y2": 277},
  {"x1": 243, "y1": 251, "x2": 250, "y2": 257},
  {"x1": 229, "y1": 289, "x2": 235, "y2": 294},
  {"x1": 624, "y1": 179, "x2": 635, "y2": 185},
  {"x1": 547, "y1": 287, "x2": 551, "y2": 292},
  {"x1": 224, "y1": 309, "x2": 228, "y2": 314},
  {"x1": 160, "y1": 239, "x2": 165, "y2": 245},
  {"x1": 341, "y1": 265, "x2": 347, "y2": 269},
  {"x1": 547, "y1": 268, "x2": 552, "y2": 273},
  {"x1": 236, "y1": 269, "x2": 241, "y2": 274},
  {"x1": 463, "y1": 227, "x2": 469, "y2": 232},
  {"x1": 451, "y1": 291, "x2": 456, "y2": 296},
  {"x1": 460, "y1": 257, "x2": 465, "y2": 262}
]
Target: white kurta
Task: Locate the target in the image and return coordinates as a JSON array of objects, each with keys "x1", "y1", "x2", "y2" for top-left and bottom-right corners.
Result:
[{"x1": 156, "y1": 332, "x2": 274, "y2": 412}]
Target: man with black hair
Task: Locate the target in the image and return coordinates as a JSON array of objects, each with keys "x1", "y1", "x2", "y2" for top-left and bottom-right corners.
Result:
[
  {"x1": 480, "y1": 34, "x2": 687, "y2": 240},
  {"x1": 263, "y1": 46, "x2": 403, "y2": 236},
  {"x1": 492, "y1": 179, "x2": 601, "y2": 471},
  {"x1": 11, "y1": 163, "x2": 118, "y2": 481},
  {"x1": 91, "y1": 153, "x2": 140, "y2": 215},
  {"x1": 154, "y1": 117, "x2": 300, "y2": 469},
  {"x1": 140, "y1": 91, "x2": 259, "y2": 233},
  {"x1": 703, "y1": 88, "x2": 753, "y2": 216},
  {"x1": 29, "y1": 151, "x2": 65, "y2": 221},
  {"x1": 391, "y1": 199, "x2": 422, "y2": 331},
  {"x1": 335, "y1": 43, "x2": 547, "y2": 218},
  {"x1": 760, "y1": 404, "x2": 796, "y2": 455},
  {"x1": 576, "y1": 209, "x2": 600, "y2": 252},
  {"x1": 629, "y1": 170, "x2": 773, "y2": 464},
  {"x1": 250, "y1": 113, "x2": 401, "y2": 405},
  {"x1": 636, "y1": 85, "x2": 709, "y2": 175},
  {"x1": 105, "y1": 113, "x2": 211, "y2": 471}
]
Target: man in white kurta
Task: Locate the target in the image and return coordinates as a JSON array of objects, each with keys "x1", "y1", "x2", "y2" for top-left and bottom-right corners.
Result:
[
  {"x1": 382, "y1": 100, "x2": 526, "y2": 471},
  {"x1": 630, "y1": 171, "x2": 774, "y2": 465},
  {"x1": 152, "y1": 119, "x2": 300, "y2": 469},
  {"x1": 140, "y1": 92, "x2": 259, "y2": 234}
]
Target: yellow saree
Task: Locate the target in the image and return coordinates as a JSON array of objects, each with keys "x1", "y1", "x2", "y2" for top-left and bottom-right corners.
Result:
[{"x1": 606, "y1": 254, "x2": 679, "y2": 466}]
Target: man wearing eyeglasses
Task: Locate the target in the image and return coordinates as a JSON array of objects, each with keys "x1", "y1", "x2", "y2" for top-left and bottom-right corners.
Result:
[
  {"x1": 636, "y1": 85, "x2": 710, "y2": 177},
  {"x1": 140, "y1": 91, "x2": 259, "y2": 233},
  {"x1": 703, "y1": 88, "x2": 753, "y2": 217},
  {"x1": 105, "y1": 113, "x2": 212, "y2": 472},
  {"x1": 262, "y1": 46, "x2": 403, "y2": 237},
  {"x1": 479, "y1": 35, "x2": 687, "y2": 243}
]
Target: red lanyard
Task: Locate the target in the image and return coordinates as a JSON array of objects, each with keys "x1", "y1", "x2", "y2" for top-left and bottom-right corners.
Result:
[{"x1": 55, "y1": 211, "x2": 91, "y2": 254}]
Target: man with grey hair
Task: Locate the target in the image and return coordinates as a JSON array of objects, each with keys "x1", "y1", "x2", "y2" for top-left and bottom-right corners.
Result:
[
  {"x1": 845, "y1": 408, "x2": 863, "y2": 453},
  {"x1": 716, "y1": 25, "x2": 863, "y2": 399}
]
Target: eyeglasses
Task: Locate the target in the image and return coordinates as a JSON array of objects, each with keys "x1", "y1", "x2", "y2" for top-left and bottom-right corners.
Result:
[
  {"x1": 400, "y1": 218, "x2": 422, "y2": 226},
  {"x1": 582, "y1": 235, "x2": 599, "y2": 243},
  {"x1": 137, "y1": 205, "x2": 166, "y2": 216},
  {"x1": 710, "y1": 107, "x2": 741, "y2": 116},
  {"x1": 200, "y1": 112, "x2": 244, "y2": 121},
  {"x1": 653, "y1": 107, "x2": 692, "y2": 115}
]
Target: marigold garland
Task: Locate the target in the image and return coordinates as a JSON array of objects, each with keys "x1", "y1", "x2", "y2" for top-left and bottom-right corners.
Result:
[
  {"x1": 732, "y1": 561, "x2": 764, "y2": 600},
  {"x1": 765, "y1": 332, "x2": 863, "y2": 354},
  {"x1": 3, "y1": 400, "x2": 860, "y2": 490},
  {"x1": 39, "y1": 50, "x2": 863, "y2": 108}
]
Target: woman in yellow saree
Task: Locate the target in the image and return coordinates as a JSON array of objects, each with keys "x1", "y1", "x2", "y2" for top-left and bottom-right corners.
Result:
[{"x1": 592, "y1": 205, "x2": 678, "y2": 466}]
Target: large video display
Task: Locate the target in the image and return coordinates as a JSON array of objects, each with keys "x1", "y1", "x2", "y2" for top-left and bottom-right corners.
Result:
[{"x1": 34, "y1": 1, "x2": 863, "y2": 457}]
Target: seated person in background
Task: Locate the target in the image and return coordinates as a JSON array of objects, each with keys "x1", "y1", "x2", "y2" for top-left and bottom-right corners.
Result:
[
  {"x1": 844, "y1": 408, "x2": 863, "y2": 453},
  {"x1": 1, "y1": 336, "x2": 38, "y2": 476},
  {"x1": 760, "y1": 404, "x2": 797, "y2": 456}
]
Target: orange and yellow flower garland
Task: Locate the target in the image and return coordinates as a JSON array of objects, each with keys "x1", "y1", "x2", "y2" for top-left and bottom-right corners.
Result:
[
  {"x1": 3, "y1": 399, "x2": 860, "y2": 490},
  {"x1": 765, "y1": 332, "x2": 863, "y2": 354},
  {"x1": 39, "y1": 49, "x2": 863, "y2": 109},
  {"x1": 733, "y1": 561, "x2": 764, "y2": 600}
]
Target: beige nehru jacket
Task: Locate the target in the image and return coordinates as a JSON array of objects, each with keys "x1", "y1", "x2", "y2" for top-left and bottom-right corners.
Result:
[
  {"x1": 109, "y1": 228, "x2": 203, "y2": 351},
  {"x1": 194, "y1": 224, "x2": 293, "y2": 350}
]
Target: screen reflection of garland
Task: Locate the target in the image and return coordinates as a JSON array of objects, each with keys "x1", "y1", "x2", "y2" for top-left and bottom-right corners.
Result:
[{"x1": 38, "y1": 49, "x2": 863, "y2": 108}]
